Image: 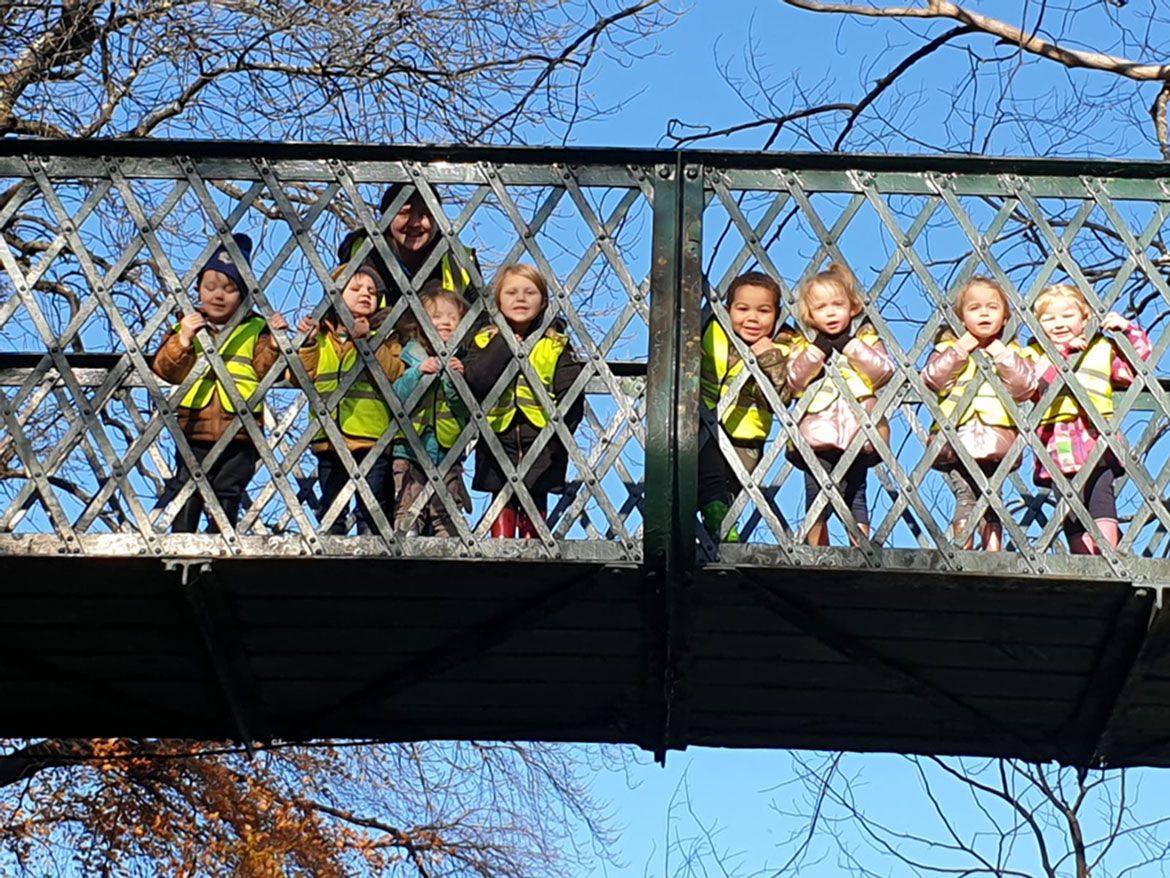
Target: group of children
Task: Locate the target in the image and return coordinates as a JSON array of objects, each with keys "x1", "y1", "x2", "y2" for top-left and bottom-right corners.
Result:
[
  {"x1": 152, "y1": 217, "x2": 581, "y2": 540},
  {"x1": 701, "y1": 265, "x2": 1153, "y2": 555},
  {"x1": 150, "y1": 188, "x2": 1154, "y2": 555}
]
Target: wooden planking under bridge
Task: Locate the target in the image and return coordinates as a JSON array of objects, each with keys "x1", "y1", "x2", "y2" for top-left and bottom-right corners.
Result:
[{"x1": 3, "y1": 538, "x2": 1170, "y2": 768}]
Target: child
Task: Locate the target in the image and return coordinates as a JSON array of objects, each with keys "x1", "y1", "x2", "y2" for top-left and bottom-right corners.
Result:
[
  {"x1": 787, "y1": 262, "x2": 894, "y2": 546},
  {"x1": 295, "y1": 263, "x2": 403, "y2": 534},
  {"x1": 698, "y1": 271, "x2": 791, "y2": 542},
  {"x1": 462, "y1": 264, "x2": 583, "y2": 539},
  {"x1": 1028, "y1": 283, "x2": 1152, "y2": 554},
  {"x1": 391, "y1": 281, "x2": 473, "y2": 536},
  {"x1": 152, "y1": 233, "x2": 288, "y2": 532},
  {"x1": 921, "y1": 277, "x2": 1037, "y2": 551}
]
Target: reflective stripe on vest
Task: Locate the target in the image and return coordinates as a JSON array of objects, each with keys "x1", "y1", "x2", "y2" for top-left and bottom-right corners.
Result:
[
  {"x1": 934, "y1": 340, "x2": 1025, "y2": 428},
  {"x1": 797, "y1": 331, "x2": 882, "y2": 412},
  {"x1": 396, "y1": 383, "x2": 464, "y2": 449},
  {"x1": 313, "y1": 334, "x2": 391, "y2": 441},
  {"x1": 474, "y1": 327, "x2": 566, "y2": 432},
  {"x1": 178, "y1": 316, "x2": 265, "y2": 413},
  {"x1": 700, "y1": 320, "x2": 771, "y2": 442},
  {"x1": 1032, "y1": 336, "x2": 1114, "y2": 425}
]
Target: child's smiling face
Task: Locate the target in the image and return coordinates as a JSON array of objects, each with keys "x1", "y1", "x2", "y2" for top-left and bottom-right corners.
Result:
[
  {"x1": 197, "y1": 269, "x2": 242, "y2": 324},
  {"x1": 959, "y1": 282, "x2": 1007, "y2": 340},
  {"x1": 728, "y1": 283, "x2": 777, "y2": 344},
  {"x1": 498, "y1": 270, "x2": 544, "y2": 333},
  {"x1": 1037, "y1": 295, "x2": 1088, "y2": 346},
  {"x1": 341, "y1": 272, "x2": 379, "y2": 319}
]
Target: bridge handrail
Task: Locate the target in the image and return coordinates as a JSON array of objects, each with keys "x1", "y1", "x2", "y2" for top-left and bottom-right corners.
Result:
[{"x1": 1, "y1": 141, "x2": 1169, "y2": 581}]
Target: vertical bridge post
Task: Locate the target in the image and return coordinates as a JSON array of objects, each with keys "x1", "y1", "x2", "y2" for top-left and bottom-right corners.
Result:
[{"x1": 644, "y1": 159, "x2": 704, "y2": 761}]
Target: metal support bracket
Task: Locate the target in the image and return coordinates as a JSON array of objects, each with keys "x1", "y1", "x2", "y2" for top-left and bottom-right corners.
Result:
[{"x1": 165, "y1": 559, "x2": 268, "y2": 754}]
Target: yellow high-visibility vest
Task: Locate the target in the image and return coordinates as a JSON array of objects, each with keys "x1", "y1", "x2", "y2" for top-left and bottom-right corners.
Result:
[
  {"x1": 795, "y1": 328, "x2": 884, "y2": 412},
  {"x1": 397, "y1": 383, "x2": 464, "y2": 448},
  {"x1": 313, "y1": 333, "x2": 391, "y2": 441},
  {"x1": 440, "y1": 249, "x2": 473, "y2": 296},
  {"x1": 700, "y1": 320, "x2": 773, "y2": 442},
  {"x1": 934, "y1": 339, "x2": 1027, "y2": 428},
  {"x1": 1029, "y1": 336, "x2": 1115, "y2": 425},
  {"x1": 474, "y1": 327, "x2": 567, "y2": 432},
  {"x1": 178, "y1": 316, "x2": 265, "y2": 413}
]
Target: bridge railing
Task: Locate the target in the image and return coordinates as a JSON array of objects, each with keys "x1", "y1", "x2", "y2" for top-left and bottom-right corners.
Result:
[
  {"x1": 1, "y1": 142, "x2": 1169, "y2": 580},
  {"x1": 694, "y1": 160, "x2": 1170, "y2": 584}
]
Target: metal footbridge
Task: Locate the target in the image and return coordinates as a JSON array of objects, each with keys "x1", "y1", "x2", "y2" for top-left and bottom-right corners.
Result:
[{"x1": 3, "y1": 140, "x2": 1170, "y2": 766}]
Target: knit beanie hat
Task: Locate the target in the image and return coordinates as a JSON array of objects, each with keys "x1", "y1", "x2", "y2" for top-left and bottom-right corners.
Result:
[
  {"x1": 198, "y1": 233, "x2": 253, "y2": 291},
  {"x1": 378, "y1": 182, "x2": 442, "y2": 215},
  {"x1": 331, "y1": 261, "x2": 386, "y2": 294}
]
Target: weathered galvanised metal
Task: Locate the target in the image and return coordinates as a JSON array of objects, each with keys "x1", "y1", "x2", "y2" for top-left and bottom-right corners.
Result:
[{"x1": 3, "y1": 139, "x2": 1170, "y2": 766}]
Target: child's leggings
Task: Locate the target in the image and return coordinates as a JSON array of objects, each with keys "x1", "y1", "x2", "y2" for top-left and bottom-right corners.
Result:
[
  {"x1": 157, "y1": 440, "x2": 258, "y2": 533},
  {"x1": 949, "y1": 460, "x2": 1003, "y2": 528},
  {"x1": 803, "y1": 449, "x2": 870, "y2": 526},
  {"x1": 697, "y1": 433, "x2": 762, "y2": 508},
  {"x1": 315, "y1": 448, "x2": 390, "y2": 534},
  {"x1": 1059, "y1": 464, "x2": 1118, "y2": 540}
]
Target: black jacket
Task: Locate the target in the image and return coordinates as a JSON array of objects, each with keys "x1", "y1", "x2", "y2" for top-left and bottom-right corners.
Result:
[{"x1": 462, "y1": 328, "x2": 584, "y2": 497}]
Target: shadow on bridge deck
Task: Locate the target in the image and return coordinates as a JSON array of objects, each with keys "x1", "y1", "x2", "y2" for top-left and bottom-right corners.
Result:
[{"x1": 2, "y1": 537, "x2": 1168, "y2": 768}]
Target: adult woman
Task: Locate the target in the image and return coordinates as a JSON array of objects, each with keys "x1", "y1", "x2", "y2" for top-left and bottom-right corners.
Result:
[{"x1": 337, "y1": 183, "x2": 480, "y2": 311}]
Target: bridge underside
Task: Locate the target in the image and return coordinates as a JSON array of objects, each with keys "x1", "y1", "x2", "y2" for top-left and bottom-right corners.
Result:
[{"x1": 3, "y1": 540, "x2": 1168, "y2": 768}]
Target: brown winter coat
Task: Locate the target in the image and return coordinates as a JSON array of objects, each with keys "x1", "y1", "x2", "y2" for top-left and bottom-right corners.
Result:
[
  {"x1": 151, "y1": 314, "x2": 281, "y2": 444},
  {"x1": 293, "y1": 315, "x2": 404, "y2": 454}
]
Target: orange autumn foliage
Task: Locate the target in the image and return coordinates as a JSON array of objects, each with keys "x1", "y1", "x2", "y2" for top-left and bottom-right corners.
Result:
[{"x1": 0, "y1": 738, "x2": 623, "y2": 876}]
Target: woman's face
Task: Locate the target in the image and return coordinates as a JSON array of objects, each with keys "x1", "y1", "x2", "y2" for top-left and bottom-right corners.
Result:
[
  {"x1": 498, "y1": 271, "x2": 545, "y2": 334},
  {"x1": 389, "y1": 196, "x2": 437, "y2": 258}
]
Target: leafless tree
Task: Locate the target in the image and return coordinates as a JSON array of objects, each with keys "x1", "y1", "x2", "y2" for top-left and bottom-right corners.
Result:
[
  {"x1": 785, "y1": 752, "x2": 1170, "y2": 878},
  {"x1": 0, "y1": 2, "x2": 670, "y2": 874},
  {"x1": 664, "y1": 752, "x2": 1170, "y2": 878},
  {"x1": 1, "y1": 0, "x2": 673, "y2": 143},
  {"x1": 668, "y1": 0, "x2": 1170, "y2": 159}
]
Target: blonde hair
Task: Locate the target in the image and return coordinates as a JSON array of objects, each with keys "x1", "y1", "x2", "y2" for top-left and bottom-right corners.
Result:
[
  {"x1": 492, "y1": 263, "x2": 549, "y2": 313},
  {"x1": 797, "y1": 262, "x2": 864, "y2": 325},
  {"x1": 1033, "y1": 283, "x2": 1091, "y2": 320},
  {"x1": 955, "y1": 276, "x2": 1009, "y2": 317}
]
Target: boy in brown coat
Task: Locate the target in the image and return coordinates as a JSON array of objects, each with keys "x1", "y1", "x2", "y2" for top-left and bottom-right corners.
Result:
[{"x1": 152, "y1": 234, "x2": 288, "y2": 532}]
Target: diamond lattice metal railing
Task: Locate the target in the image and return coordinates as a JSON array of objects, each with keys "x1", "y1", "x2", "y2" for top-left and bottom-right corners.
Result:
[
  {"x1": 699, "y1": 157, "x2": 1170, "y2": 583},
  {"x1": 2, "y1": 143, "x2": 1170, "y2": 582},
  {"x1": 0, "y1": 143, "x2": 650, "y2": 561}
]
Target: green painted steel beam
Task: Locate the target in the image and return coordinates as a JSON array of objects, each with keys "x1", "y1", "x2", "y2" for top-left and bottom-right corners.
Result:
[{"x1": 7, "y1": 138, "x2": 1170, "y2": 182}]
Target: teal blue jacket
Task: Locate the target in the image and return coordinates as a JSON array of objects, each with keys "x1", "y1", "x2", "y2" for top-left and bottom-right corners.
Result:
[{"x1": 392, "y1": 339, "x2": 469, "y2": 464}]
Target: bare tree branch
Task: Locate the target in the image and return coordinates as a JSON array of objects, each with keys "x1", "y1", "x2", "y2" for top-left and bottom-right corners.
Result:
[{"x1": 783, "y1": 0, "x2": 1170, "y2": 81}]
